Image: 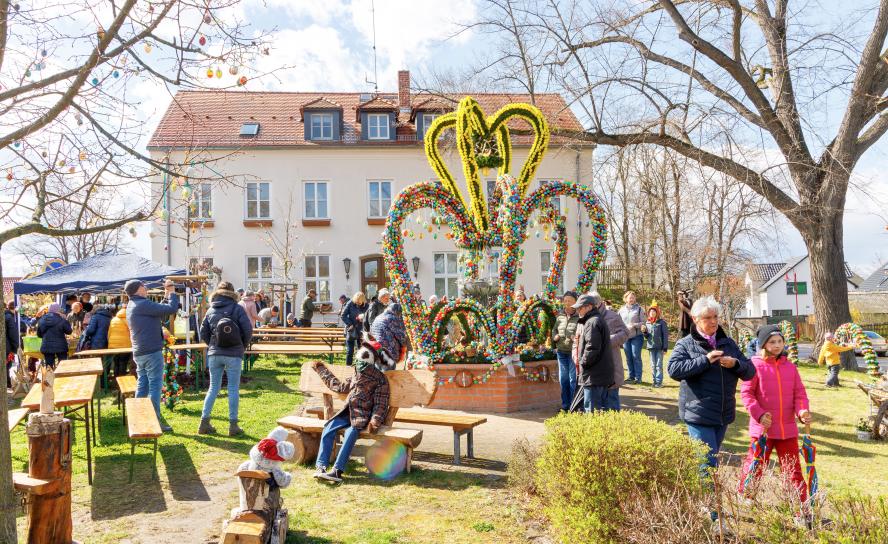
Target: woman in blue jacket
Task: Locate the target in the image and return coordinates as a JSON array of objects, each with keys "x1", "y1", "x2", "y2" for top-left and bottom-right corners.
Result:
[
  {"x1": 37, "y1": 303, "x2": 73, "y2": 368},
  {"x1": 340, "y1": 292, "x2": 369, "y2": 366},
  {"x1": 667, "y1": 296, "x2": 755, "y2": 481},
  {"x1": 81, "y1": 305, "x2": 114, "y2": 350}
]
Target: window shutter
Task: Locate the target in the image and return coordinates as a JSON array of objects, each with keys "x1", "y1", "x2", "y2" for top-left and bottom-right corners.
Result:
[
  {"x1": 360, "y1": 112, "x2": 368, "y2": 140},
  {"x1": 304, "y1": 114, "x2": 312, "y2": 141},
  {"x1": 389, "y1": 112, "x2": 397, "y2": 141},
  {"x1": 333, "y1": 110, "x2": 341, "y2": 141}
]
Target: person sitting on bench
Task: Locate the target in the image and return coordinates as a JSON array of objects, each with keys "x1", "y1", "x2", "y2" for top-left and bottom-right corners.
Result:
[{"x1": 313, "y1": 338, "x2": 390, "y2": 483}]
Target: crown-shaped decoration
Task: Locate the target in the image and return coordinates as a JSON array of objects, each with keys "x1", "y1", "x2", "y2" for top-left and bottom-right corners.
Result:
[{"x1": 381, "y1": 96, "x2": 608, "y2": 370}]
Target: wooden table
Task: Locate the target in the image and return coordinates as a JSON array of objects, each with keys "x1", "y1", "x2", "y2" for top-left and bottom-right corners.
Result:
[
  {"x1": 21, "y1": 374, "x2": 98, "y2": 485},
  {"x1": 74, "y1": 347, "x2": 133, "y2": 392},
  {"x1": 166, "y1": 342, "x2": 208, "y2": 389},
  {"x1": 56, "y1": 358, "x2": 104, "y2": 445},
  {"x1": 243, "y1": 343, "x2": 345, "y2": 370}
]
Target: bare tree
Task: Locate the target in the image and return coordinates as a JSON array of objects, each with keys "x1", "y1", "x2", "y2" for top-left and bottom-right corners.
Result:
[
  {"x1": 261, "y1": 187, "x2": 303, "y2": 283},
  {"x1": 0, "y1": 1, "x2": 274, "y2": 540}
]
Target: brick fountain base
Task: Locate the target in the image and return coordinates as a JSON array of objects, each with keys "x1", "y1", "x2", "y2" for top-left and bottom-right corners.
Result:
[{"x1": 427, "y1": 360, "x2": 560, "y2": 413}]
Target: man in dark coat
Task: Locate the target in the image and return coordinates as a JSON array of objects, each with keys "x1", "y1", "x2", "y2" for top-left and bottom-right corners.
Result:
[
  {"x1": 4, "y1": 303, "x2": 20, "y2": 374},
  {"x1": 571, "y1": 293, "x2": 615, "y2": 412},
  {"x1": 362, "y1": 288, "x2": 390, "y2": 333},
  {"x1": 667, "y1": 296, "x2": 755, "y2": 477}
]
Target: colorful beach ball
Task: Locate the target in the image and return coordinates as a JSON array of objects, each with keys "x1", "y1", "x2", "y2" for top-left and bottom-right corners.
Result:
[{"x1": 365, "y1": 438, "x2": 407, "y2": 481}]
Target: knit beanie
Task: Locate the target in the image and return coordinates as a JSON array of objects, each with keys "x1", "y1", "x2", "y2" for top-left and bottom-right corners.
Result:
[{"x1": 756, "y1": 324, "x2": 784, "y2": 349}]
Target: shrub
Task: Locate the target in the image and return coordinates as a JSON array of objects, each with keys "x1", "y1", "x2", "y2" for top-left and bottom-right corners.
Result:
[
  {"x1": 534, "y1": 411, "x2": 708, "y2": 543},
  {"x1": 507, "y1": 438, "x2": 541, "y2": 496}
]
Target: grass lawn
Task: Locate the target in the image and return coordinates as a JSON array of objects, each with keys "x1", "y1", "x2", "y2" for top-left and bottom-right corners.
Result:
[
  {"x1": 630, "y1": 350, "x2": 888, "y2": 495},
  {"x1": 9, "y1": 354, "x2": 525, "y2": 543}
]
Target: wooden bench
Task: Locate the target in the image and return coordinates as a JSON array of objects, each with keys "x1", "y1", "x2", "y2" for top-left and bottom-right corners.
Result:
[
  {"x1": 221, "y1": 469, "x2": 288, "y2": 544},
  {"x1": 277, "y1": 362, "x2": 436, "y2": 474},
  {"x1": 8, "y1": 407, "x2": 30, "y2": 432},
  {"x1": 305, "y1": 406, "x2": 486, "y2": 464},
  {"x1": 856, "y1": 380, "x2": 888, "y2": 439},
  {"x1": 116, "y1": 375, "x2": 137, "y2": 425},
  {"x1": 125, "y1": 398, "x2": 162, "y2": 482}
]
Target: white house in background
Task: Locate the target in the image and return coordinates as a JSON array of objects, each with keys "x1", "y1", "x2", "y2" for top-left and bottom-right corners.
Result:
[
  {"x1": 146, "y1": 71, "x2": 595, "y2": 323},
  {"x1": 742, "y1": 255, "x2": 862, "y2": 318}
]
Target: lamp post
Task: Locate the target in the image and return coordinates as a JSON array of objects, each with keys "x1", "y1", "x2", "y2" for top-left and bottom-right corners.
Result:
[
  {"x1": 412, "y1": 256, "x2": 420, "y2": 279},
  {"x1": 343, "y1": 257, "x2": 352, "y2": 281}
]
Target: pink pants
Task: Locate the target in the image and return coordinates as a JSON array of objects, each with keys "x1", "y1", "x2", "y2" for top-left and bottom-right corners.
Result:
[{"x1": 738, "y1": 436, "x2": 807, "y2": 503}]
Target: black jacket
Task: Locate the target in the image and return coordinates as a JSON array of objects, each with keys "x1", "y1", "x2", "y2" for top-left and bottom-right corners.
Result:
[
  {"x1": 37, "y1": 312, "x2": 73, "y2": 354},
  {"x1": 82, "y1": 307, "x2": 113, "y2": 350},
  {"x1": 363, "y1": 299, "x2": 387, "y2": 333},
  {"x1": 341, "y1": 300, "x2": 368, "y2": 339},
  {"x1": 667, "y1": 325, "x2": 756, "y2": 426},
  {"x1": 4, "y1": 309, "x2": 19, "y2": 357},
  {"x1": 200, "y1": 294, "x2": 254, "y2": 358},
  {"x1": 576, "y1": 308, "x2": 615, "y2": 387}
]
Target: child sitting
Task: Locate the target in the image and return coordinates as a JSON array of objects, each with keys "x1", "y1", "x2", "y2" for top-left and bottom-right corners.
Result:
[
  {"x1": 817, "y1": 332, "x2": 854, "y2": 388},
  {"x1": 312, "y1": 339, "x2": 390, "y2": 483},
  {"x1": 739, "y1": 325, "x2": 811, "y2": 503}
]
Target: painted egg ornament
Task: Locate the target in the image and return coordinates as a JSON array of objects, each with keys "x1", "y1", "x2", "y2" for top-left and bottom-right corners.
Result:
[
  {"x1": 238, "y1": 76, "x2": 248, "y2": 86},
  {"x1": 229, "y1": 65, "x2": 239, "y2": 75},
  {"x1": 204, "y1": 12, "x2": 212, "y2": 24},
  {"x1": 199, "y1": 35, "x2": 207, "y2": 46},
  {"x1": 6, "y1": 172, "x2": 12, "y2": 181},
  {"x1": 206, "y1": 68, "x2": 213, "y2": 78},
  {"x1": 97, "y1": 28, "x2": 106, "y2": 40},
  {"x1": 13, "y1": 141, "x2": 20, "y2": 148},
  {"x1": 91, "y1": 77, "x2": 99, "y2": 86},
  {"x1": 215, "y1": 68, "x2": 222, "y2": 78},
  {"x1": 129, "y1": 227, "x2": 137, "y2": 237},
  {"x1": 79, "y1": 151, "x2": 87, "y2": 161},
  {"x1": 112, "y1": 70, "x2": 120, "y2": 78},
  {"x1": 58, "y1": 160, "x2": 65, "y2": 167},
  {"x1": 24, "y1": 69, "x2": 31, "y2": 77},
  {"x1": 68, "y1": 166, "x2": 75, "y2": 173},
  {"x1": 41, "y1": 49, "x2": 47, "y2": 57},
  {"x1": 144, "y1": 43, "x2": 152, "y2": 53}
]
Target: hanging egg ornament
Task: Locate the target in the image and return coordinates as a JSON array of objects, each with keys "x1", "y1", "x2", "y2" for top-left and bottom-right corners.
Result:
[
  {"x1": 68, "y1": 166, "x2": 75, "y2": 174},
  {"x1": 79, "y1": 151, "x2": 87, "y2": 161},
  {"x1": 129, "y1": 227, "x2": 137, "y2": 237},
  {"x1": 199, "y1": 35, "x2": 207, "y2": 46},
  {"x1": 229, "y1": 65, "x2": 239, "y2": 75},
  {"x1": 24, "y1": 69, "x2": 31, "y2": 77},
  {"x1": 41, "y1": 49, "x2": 47, "y2": 57},
  {"x1": 58, "y1": 160, "x2": 66, "y2": 167},
  {"x1": 97, "y1": 27, "x2": 106, "y2": 40},
  {"x1": 238, "y1": 75, "x2": 248, "y2": 86},
  {"x1": 91, "y1": 77, "x2": 99, "y2": 86},
  {"x1": 207, "y1": 68, "x2": 213, "y2": 78},
  {"x1": 215, "y1": 67, "x2": 222, "y2": 79},
  {"x1": 144, "y1": 43, "x2": 152, "y2": 54},
  {"x1": 6, "y1": 172, "x2": 12, "y2": 181},
  {"x1": 13, "y1": 141, "x2": 20, "y2": 148},
  {"x1": 112, "y1": 70, "x2": 120, "y2": 78},
  {"x1": 204, "y1": 12, "x2": 212, "y2": 24}
]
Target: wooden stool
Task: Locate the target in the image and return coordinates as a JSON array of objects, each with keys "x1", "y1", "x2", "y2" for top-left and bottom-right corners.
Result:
[{"x1": 125, "y1": 398, "x2": 162, "y2": 482}]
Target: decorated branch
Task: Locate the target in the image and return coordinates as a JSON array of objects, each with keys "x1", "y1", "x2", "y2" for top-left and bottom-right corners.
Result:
[
  {"x1": 834, "y1": 322, "x2": 880, "y2": 377},
  {"x1": 777, "y1": 320, "x2": 800, "y2": 365}
]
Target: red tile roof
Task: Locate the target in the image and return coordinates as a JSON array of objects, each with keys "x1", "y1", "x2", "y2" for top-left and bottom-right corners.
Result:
[
  {"x1": 147, "y1": 91, "x2": 588, "y2": 149},
  {"x1": 2, "y1": 277, "x2": 21, "y2": 298}
]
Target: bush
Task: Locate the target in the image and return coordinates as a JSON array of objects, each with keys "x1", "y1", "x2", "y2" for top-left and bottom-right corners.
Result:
[
  {"x1": 534, "y1": 411, "x2": 708, "y2": 543},
  {"x1": 507, "y1": 438, "x2": 541, "y2": 496}
]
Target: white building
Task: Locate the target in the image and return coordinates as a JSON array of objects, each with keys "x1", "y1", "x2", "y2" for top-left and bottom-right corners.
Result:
[
  {"x1": 742, "y1": 255, "x2": 862, "y2": 318},
  {"x1": 147, "y1": 72, "x2": 596, "y2": 321}
]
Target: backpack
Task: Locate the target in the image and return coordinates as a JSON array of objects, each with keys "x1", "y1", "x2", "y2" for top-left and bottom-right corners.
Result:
[{"x1": 211, "y1": 306, "x2": 242, "y2": 349}]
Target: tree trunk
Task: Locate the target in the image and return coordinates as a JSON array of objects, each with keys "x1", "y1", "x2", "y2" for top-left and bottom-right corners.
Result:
[
  {"x1": 803, "y1": 211, "x2": 855, "y2": 370},
  {"x1": 0, "y1": 257, "x2": 20, "y2": 543},
  {"x1": 26, "y1": 413, "x2": 72, "y2": 544}
]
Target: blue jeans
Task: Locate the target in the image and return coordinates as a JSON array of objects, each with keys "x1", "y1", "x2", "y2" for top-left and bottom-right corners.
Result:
[
  {"x1": 201, "y1": 355, "x2": 242, "y2": 420},
  {"x1": 649, "y1": 349, "x2": 664, "y2": 385},
  {"x1": 345, "y1": 337, "x2": 357, "y2": 366},
  {"x1": 134, "y1": 350, "x2": 165, "y2": 420},
  {"x1": 605, "y1": 387, "x2": 621, "y2": 411},
  {"x1": 686, "y1": 422, "x2": 729, "y2": 475},
  {"x1": 623, "y1": 334, "x2": 644, "y2": 381},
  {"x1": 583, "y1": 385, "x2": 609, "y2": 412},
  {"x1": 316, "y1": 411, "x2": 362, "y2": 472},
  {"x1": 556, "y1": 351, "x2": 577, "y2": 410}
]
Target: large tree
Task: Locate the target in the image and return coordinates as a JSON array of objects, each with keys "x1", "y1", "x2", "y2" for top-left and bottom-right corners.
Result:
[
  {"x1": 0, "y1": 1, "x2": 272, "y2": 540},
  {"x1": 473, "y1": 0, "x2": 888, "y2": 353}
]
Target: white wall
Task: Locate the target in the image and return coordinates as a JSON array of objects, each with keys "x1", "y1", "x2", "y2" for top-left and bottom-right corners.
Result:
[{"x1": 149, "y1": 145, "x2": 596, "y2": 317}]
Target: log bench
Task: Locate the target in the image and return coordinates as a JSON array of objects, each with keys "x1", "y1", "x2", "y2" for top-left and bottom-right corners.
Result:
[
  {"x1": 8, "y1": 407, "x2": 30, "y2": 432},
  {"x1": 125, "y1": 397, "x2": 162, "y2": 482},
  {"x1": 305, "y1": 406, "x2": 487, "y2": 465},
  {"x1": 116, "y1": 375, "x2": 137, "y2": 425},
  {"x1": 856, "y1": 381, "x2": 888, "y2": 440},
  {"x1": 277, "y1": 362, "x2": 436, "y2": 474}
]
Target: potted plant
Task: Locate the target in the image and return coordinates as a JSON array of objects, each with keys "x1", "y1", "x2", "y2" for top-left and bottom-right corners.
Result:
[{"x1": 856, "y1": 417, "x2": 873, "y2": 441}]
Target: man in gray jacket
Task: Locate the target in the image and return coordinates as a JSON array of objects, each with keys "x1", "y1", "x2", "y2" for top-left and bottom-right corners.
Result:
[
  {"x1": 592, "y1": 291, "x2": 630, "y2": 411},
  {"x1": 126, "y1": 279, "x2": 180, "y2": 431}
]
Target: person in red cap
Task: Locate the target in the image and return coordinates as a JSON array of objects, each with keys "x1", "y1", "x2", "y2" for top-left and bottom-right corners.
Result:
[{"x1": 313, "y1": 338, "x2": 390, "y2": 483}]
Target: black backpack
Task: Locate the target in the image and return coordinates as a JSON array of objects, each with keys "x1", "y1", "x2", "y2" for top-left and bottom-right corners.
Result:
[{"x1": 211, "y1": 306, "x2": 242, "y2": 348}]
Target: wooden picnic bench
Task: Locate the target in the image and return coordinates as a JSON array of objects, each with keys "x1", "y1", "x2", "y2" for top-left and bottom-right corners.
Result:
[
  {"x1": 277, "y1": 362, "x2": 436, "y2": 473},
  {"x1": 125, "y1": 397, "x2": 162, "y2": 482},
  {"x1": 305, "y1": 406, "x2": 486, "y2": 465},
  {"x1": 116, "y1": 375, "x2": 137, "y2": 424},
  {"x1": 243, "y1": 342, "x2": 345, "y2": 370},
  {"x1": 856, "y1": 380, "x2": 888, "y2": 439}
]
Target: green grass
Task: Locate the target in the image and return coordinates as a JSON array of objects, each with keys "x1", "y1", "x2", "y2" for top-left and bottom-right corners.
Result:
[{"x1": 9, "y1": 354, "x2": 525, "y2": 543}]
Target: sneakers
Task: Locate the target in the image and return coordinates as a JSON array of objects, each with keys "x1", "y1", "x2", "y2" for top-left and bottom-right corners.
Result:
[
  {"x1": 198, "y1": 418, "x2": 216, "y2": 435},
  {"x1": 625, "y1": 378, "x2": 637, "y2": 385},
  {"x1": 160, "y1": 423, "x2": 173, "y2": 433},
  {"x1": 314, "y1": 467, "x2": 343, "y2": 483}
]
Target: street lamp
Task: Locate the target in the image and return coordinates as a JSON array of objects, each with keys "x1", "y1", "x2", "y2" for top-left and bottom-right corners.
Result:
[
  {"x1": 412, "y1": 256, "x2": 420, "y2": 278},
  {"x1": 343, "y1": 257, "x2": 352, "y2": 281}
]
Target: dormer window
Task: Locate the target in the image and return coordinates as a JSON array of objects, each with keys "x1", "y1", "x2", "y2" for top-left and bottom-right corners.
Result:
[
  {"x1": 310, "y1": 113, "x2": 333, "y2": 140},
  {"x1": 367, "y1": 113, "x2": 390, "y2": 140},
  {"x1": 240, "y1": 122, "x2": 260, "y2": 137}
]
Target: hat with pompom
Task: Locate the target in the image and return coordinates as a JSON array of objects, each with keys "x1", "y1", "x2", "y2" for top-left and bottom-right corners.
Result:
[{"x1": 256, "y1": 426, "x2": 294, "y2": 462}]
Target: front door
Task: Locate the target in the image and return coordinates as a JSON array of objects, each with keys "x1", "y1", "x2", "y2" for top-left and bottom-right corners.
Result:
[{"x1": 360, "y1": 255, "x2": 387, "y2": 299}]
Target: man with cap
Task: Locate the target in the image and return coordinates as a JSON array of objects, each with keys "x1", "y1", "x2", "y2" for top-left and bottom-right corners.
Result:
[
  {"x1": 571, "y1": 293, "x2": 615, "y2": 412},
  {"x1": 125, "y1": 278, "x2": 180, "y2": 431}
]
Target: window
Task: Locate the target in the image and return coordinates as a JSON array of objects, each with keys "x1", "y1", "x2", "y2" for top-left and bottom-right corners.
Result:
[
  {"x1": 367, "y1": 113, "x2": 390, "y2": 140},
  {"x1": 304, "y1": 181, "x2": 329, "y2": 219},
  {"x1": 539, "y1": 179, "x2": 562, "y2": 213},
  {"x1": 419, "y1": 112, "x2": 438, "y2": 139},
  {"x1": 433, "y1": 252, "x2": 459, "y2": 298},
  {"x1": 368, "y1": 180, "x2": 392, "y2": 218},
  {"x1": 245, "y1": 182, "x2": 271, "y2": 219},
  {"x1": 772, "y1": 309, "x2": 793, "y2": 317},
  {"x1": 192, "y1": 182, "x2": 212, "y2": 220},
  {"x1": 541, "y1": 250, "x2": 564, "y2": 294},
  {"x1": 486, "y1": 248, "x2": 501, "y2": 279},
  {"x1": 305, "y1": 255, "x2": 331, "y2": 303},
  {"x1": 246, "y1": 256, "x2": 273, "y2": 292},
  {"x1": 240, "y1": 122, "x2": 260, "y2": 136},
  {"x1": 786, "y1": 281, "x2": 807, "y2": 295},
  {"x1": 310, "y1": 113, "x2": 333, "y2": 140}
]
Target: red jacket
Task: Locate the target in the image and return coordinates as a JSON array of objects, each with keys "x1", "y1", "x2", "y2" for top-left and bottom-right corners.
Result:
[{"x1": 741, "y1": 354, "x2": 809, "y2": 440}]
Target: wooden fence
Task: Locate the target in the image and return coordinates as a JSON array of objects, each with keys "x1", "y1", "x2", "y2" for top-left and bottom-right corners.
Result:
[{"x1": 595, "y1": 265, "x2": 656, "y2": 290}]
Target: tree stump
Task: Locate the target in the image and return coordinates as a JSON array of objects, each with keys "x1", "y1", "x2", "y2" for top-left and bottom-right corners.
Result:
[
  {"x1": 222, "y1": 470, "x2": 284, "y2": 544},
  {"x1": 26, "y1": 412, "x2": 72, "y2": 544},
  {"x1": 286, "y1": 430, "x2": 319, "y2": 464}
]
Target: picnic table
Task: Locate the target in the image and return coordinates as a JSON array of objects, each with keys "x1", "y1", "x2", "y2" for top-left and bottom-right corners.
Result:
[
  {"x1": 21, "y1": 374, "x2": 99, "y2": 485},
  {"x1": 165, "y1": 342, "x2": 209, "y2": 389},
  {"x1": 74, "y1": 346, "x2": 133, "y2": 391},
  {"x1": 243, "y1": 342, "x2": 345, "y2": 370}
]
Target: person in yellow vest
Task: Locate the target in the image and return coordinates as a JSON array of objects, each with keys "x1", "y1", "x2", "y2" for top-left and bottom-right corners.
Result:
[
  {"x1": 108, "y1": 307, "x2": 132, "y2": 378},
  {"x1": 817, "y1": 332, "x2": 855, "y2": 388}
]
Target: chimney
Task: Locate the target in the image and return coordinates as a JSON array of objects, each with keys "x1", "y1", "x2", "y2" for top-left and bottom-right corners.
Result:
[{"x1": 398, "y1": 70, "x2": 411, "y2": 114}]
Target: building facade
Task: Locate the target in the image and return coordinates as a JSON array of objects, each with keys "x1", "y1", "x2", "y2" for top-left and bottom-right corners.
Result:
[{"x1": 147, "y1": 72, "x2": 596, "y2": 321}]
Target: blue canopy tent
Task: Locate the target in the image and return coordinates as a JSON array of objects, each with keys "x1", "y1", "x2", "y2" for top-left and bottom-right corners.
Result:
[{"x1": 13, "y1": 250, "x2": 185, "y2": 295}]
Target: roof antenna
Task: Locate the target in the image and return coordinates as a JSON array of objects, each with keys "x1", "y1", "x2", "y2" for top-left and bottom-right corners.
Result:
[{"x1": 365, "y1": 0, "x2": 379, "y2": 94}]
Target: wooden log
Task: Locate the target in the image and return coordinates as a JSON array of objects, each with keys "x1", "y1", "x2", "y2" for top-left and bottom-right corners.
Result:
[
  {"x1": 286, "y1": 430, "x2": 319, "y2": 465},
  {"x1": 25, "y1": 412, "x2": 72, "y2": 544},
  {"x1": 229, "y1": 470, "x2": 283, "y2": 544}
]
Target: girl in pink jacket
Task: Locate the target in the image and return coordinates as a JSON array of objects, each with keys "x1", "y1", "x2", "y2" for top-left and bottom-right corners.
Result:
[{"x1": 738, "y1": 325, "x2": 811, "y2": 502}]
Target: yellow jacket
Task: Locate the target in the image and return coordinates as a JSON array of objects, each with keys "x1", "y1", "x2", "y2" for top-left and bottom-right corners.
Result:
[
  {"x1": 817, "y1": 340, "x2": 854, "y2": 366},
  {"x1": 107, "y1": 308, "x2": 131, "y2": 349}
]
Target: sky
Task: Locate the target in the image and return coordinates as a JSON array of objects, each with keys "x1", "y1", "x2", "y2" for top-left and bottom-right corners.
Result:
[{"x1": 2, "y1": 0, "x2": 887, "y2": 278}]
